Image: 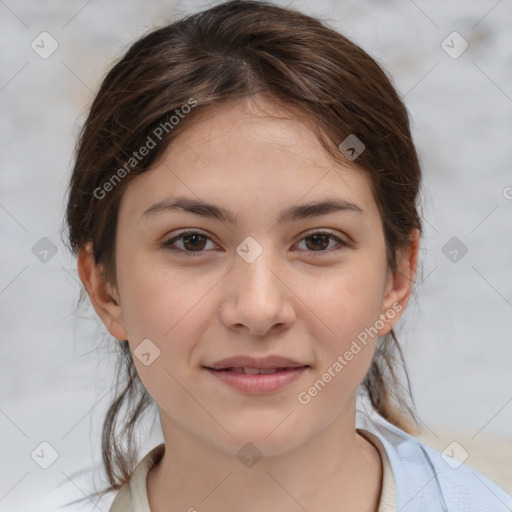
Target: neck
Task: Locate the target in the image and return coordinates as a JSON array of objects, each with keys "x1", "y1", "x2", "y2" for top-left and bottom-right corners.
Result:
[{"x1": 147, "y1": 400, "x2": 383, "y2": 512}]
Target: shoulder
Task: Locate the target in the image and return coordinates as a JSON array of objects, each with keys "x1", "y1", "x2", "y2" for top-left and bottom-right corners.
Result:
[
  {"x1": 109, "y1": 443, "x2": 165, "y2": 512},
  {"x1": 356, "y1": 407, "x2": 512, "y2": 511},
  {"x1": 109, "y1": 482, "x2": 133, "y2": 512}
]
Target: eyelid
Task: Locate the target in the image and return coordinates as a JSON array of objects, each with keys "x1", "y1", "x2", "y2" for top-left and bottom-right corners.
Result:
[
  {"x1": 162, "y1": 228, "x2": 219, "y2": 254},
  {"x1": 165, "y1": 227, "x2": 213, "y2": 241},
  {"x1": 293, "y1": 229, "x2": 352, "y2": 253},
  {"x1": 162, "y1": 228, "x2": 352, "y2": 254},
  {"x1": 298, "y1": 227, "x2": 348, "y2": 242}
]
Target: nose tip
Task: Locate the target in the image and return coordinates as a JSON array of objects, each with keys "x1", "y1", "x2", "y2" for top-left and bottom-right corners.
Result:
[{"x1": 220, "y1": 253, "x2": 295, "y2": 336}]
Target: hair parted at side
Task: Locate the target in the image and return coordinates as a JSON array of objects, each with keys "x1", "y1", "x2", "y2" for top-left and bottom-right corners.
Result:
[{"x1": 62, "y1": 0, "x2": 422, "y2": 502}]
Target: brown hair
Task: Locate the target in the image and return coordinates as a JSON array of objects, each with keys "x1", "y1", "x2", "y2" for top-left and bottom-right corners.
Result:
[{"x1": 62, "y1": 0, "x2": 422, "y2": 503}]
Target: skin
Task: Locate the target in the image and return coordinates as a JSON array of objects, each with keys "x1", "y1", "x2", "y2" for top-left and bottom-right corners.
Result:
[{"x1": 78, "y1": 95, "x2": 419, "y2": 512}]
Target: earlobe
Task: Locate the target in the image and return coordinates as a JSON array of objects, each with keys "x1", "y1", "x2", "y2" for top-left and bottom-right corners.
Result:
[
  {"x1": 378, "y1": 229, "x2": 420, "y2": 336},
  {"x1": 77, "y1": 241, "x2": 128, "y2": 341}
]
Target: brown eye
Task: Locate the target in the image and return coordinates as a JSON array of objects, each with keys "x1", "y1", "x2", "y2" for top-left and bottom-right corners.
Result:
[
  {"x1": 162, "y1": 230, "x2": 349, "y2": 257},
  {"x1": 181, "y1": 233, "x2": 207, "y2": 251},
  {"x1": 162, "y1": 231, "x2": 216, "y2": 254},
  {"x1": 297, "y1": 231, "x2": 347, "y2": 253},
  {"x1": 304, "y1": 233, "x2": 330, "y2": 251}
]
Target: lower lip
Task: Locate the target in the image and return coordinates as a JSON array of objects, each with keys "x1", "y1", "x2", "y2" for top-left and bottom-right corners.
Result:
[{"x1": 204, "y1": 367, "x2": 309, "y2": 394}]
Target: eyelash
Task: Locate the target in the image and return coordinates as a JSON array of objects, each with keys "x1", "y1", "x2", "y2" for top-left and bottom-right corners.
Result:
[{"x1": 161, "y1": 230, "x2": 350, "y2": 257}]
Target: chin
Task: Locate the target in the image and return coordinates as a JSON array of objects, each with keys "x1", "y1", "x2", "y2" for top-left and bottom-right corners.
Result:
[{"x1": 213, "y1": 417, "x2": 309, "y2": 458}]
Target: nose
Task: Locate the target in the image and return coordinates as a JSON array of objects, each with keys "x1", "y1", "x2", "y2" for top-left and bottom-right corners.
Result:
[{"x1": 219, "y1": 244, "x2": 295, "y2": 337}]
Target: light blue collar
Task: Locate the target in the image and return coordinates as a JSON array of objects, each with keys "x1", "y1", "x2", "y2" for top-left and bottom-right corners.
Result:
[{"x1": 356, "y1": 406, "x2": 512, "y2": 511}]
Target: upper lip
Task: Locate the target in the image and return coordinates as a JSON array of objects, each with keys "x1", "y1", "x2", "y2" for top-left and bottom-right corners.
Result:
[{"x1": 204, "y1": 355, "x2": 309, "y2": 370}]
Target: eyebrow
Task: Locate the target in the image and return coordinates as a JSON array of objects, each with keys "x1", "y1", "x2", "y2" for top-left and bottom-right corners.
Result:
[{"x1": 141, "y1": 196, "x2": 364, "y2": 225}]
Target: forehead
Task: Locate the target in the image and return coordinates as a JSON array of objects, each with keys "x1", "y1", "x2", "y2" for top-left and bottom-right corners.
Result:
[{"x1": 118, "y1": 97, "x2": 379, "y2": 226}]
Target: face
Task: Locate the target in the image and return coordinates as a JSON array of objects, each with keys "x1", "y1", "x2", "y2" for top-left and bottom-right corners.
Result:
[{"x1": 82, "y1": 96, "x2": 414, "y2": 457}]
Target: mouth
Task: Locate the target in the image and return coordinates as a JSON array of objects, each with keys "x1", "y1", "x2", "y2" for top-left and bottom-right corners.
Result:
[
  {"x1": 202, "y1": 365, "x2": 310, "y2": 394},
  {"x1": 204, "y1": 366, "x2": 310, "y2": 374}
]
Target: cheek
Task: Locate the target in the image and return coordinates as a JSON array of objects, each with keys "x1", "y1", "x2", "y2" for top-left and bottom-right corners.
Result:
[
  {"x1": 117, "y1": 246, "x2": 214, "y2": 338},
  {"x1": 304, "y1": 256, "x2": 387, "y2": 342},
  {"x1": 116, "y1": 251, "x2": 216, "y2": 388},
  {"x1": 118, "y1": 267, "x2": 211, "y2": 411},
  {"x1": 297, "y1": 253, "x2": 387, "y2": 392}
]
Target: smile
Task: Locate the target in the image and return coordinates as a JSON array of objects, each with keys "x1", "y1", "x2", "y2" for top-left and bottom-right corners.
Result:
[{"x1": 203, "y1": 366, "x2": 309, "y2": 394}]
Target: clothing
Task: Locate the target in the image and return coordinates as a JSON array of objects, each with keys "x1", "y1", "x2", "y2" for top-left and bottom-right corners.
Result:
[
  {"x1": 359, "y1": 429, "x2": 398, "y2": 511},
  {"x1": 109, "y1": 408, "x2": 512, "y2": 511},
  {"x1": 358, "y1": 408, "x2": 512, "y2": 511},
  {"x1": 109, "y1": 433, "x2": 397, "y2": 511},
  {"x1": 109, "y1": 443, "x2": 163, "y2": 511},
  {"x1": 109, "y1": 431, "x2": 396, "y2": 511}
]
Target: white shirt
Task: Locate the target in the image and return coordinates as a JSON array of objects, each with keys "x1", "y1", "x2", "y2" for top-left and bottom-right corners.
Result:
[{"x1": 109, "y1": 427, "x2": 398, "y2": 511}]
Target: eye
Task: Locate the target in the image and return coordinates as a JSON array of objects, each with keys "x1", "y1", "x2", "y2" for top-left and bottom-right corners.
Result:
[
  {"x1": 294, "y1": 230, "x2": 349, "y2": 254},
  {"x1": 161, "y1": 231, "x2": 218, "y2": 255},
  {"x1": 161, "y1": 229, "x2": 349, "y2": 256}
]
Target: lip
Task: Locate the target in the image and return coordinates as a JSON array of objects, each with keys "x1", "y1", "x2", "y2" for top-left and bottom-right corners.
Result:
[
  {"x1": 203, "y1": 366, "x2": 309, "y2": 394},
  {"x1": 204, "y1": 355, "x2": 308, "y2": 370}
]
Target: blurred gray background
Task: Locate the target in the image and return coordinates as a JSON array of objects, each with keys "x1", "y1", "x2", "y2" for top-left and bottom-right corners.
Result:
[{"x1": 1, "y1": 0, "x2": 511, "y2": 510}]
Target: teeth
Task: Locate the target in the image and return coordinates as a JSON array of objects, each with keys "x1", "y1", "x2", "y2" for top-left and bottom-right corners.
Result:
[
  {"x1": 243, "y1": 367, "x2": 279, "y2": 374},
  {"x1": 215, "y1": 367, "x2": 289, "y2": 374},
  {"x1": 243, "y1": 367, "x2": 260, "y2": 374}
]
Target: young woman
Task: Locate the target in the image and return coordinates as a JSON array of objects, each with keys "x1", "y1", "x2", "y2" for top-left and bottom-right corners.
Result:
[{"x1": 63, "y1": 1, "x2": 512, "y2": 510}]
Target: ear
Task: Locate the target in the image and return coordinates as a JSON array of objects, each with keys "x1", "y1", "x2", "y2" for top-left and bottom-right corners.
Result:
[
  {"x1": 77, "y1": 241, "x2": 128, "y2": 341},
  {"x1": 377, "y1": 229, "x2": 420, "y2": 336}
]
